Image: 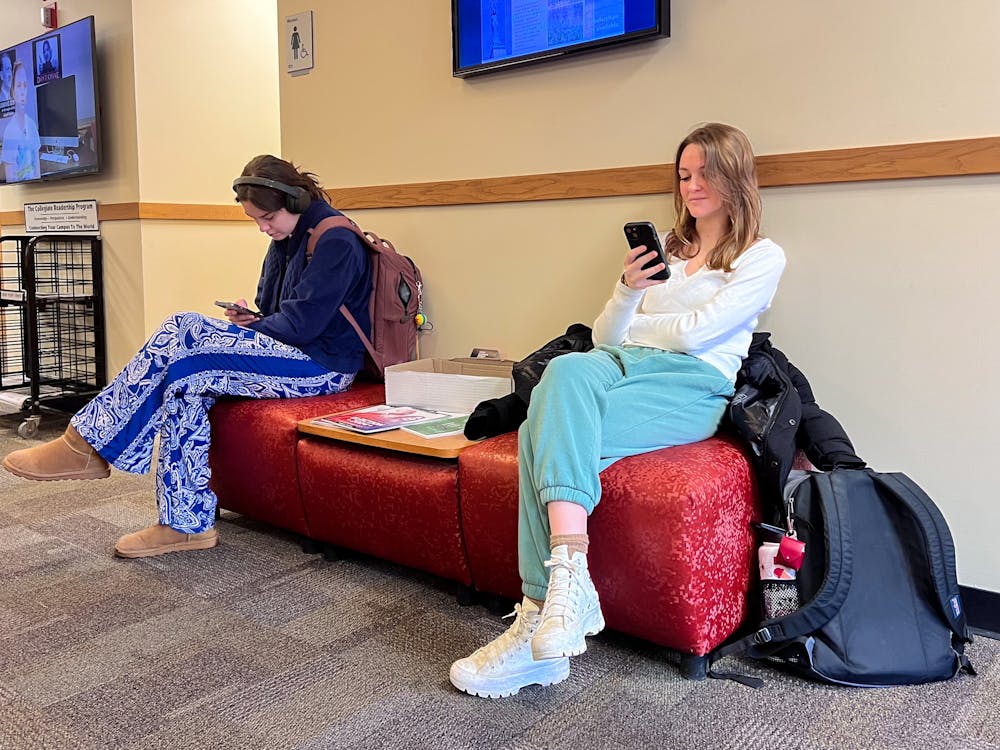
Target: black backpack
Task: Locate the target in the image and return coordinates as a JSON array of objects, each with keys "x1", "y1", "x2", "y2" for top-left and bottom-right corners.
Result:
[{"x1": 711, "y1": 468, "x2": 975, "y2": 687}]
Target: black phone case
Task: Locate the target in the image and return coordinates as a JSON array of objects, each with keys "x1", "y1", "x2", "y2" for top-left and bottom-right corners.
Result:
[
  {"x1": 215, "y1": 301, "x2": 262, "y2": 317},
  {"x1": 623, "y1": 222, "x2": 670, "y2": 281}
]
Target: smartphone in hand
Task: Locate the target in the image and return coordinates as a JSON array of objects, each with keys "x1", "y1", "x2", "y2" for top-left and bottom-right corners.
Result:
[
  {"x1": 214, "y1": 300, "x2": 263, "y2": 318},
  {"x1": 623, "y1": 221, "x2": 671, "y2": 281}
]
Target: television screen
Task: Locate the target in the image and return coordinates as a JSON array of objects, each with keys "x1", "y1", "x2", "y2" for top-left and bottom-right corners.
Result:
[
  {"x1": 0, "y1": 16, "x2": 101, "y2": 185},
  {"x1": 452, "y1": 0, "x2": 669, "y2": 77}
]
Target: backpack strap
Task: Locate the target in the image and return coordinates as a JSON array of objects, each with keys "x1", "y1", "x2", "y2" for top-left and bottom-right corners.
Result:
[
  {"x1": 871, "y1": 471, "x2": 972, "y2": 645},
  {"x1": 306, "y1": 215, "x2": 395, "y2": 260},
  {"x1": 306, "y1": 215, "x2": 357, "y2": 260},
  {"x1": 306, "y1": 216, "x2": 383, "y2": 372},
  {"x1": 759, "y1": 472, "x2": 854, "y2": 642},
  {"x1": 710, "y1": 472, "x2": 855, "y2": 671}
]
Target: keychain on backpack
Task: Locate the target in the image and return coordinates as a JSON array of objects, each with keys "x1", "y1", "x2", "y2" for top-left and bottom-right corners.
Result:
[
  {"x1": 776, "y1": 497, "x2": 806, "y2": 570},
  {"x1": 414, "y1": 280, "x2": 433, "y2": 331},
  {"x1": 776, "y1": 534, "x2": 806, "y2": 570}
]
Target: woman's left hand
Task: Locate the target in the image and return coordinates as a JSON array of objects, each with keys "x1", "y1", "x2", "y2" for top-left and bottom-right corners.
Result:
[{"x1": 621, "y1": 244, "x2": 667, "y2": 289}]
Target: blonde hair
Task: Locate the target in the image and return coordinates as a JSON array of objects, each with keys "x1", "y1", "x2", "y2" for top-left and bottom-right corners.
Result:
[{"x1": 664, "y1": 123, "x2": 762, "y2": 272}]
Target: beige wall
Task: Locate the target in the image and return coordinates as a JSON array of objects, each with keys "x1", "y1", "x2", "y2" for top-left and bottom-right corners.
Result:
[
  {"x1": 130, "y1": 1, "x2": 280, "y2": 335},
  {"x1": 277, "y1": 0, "x2": 1000, "y2": 590}
]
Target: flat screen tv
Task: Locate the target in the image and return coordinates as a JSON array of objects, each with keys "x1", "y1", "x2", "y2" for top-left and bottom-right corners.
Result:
[
  {"x1": 0, "y1": 15, "x2": 101, "y2": 185},
  {"x1": 452, "y1": 0, "x2": 669, "y2": 78}
]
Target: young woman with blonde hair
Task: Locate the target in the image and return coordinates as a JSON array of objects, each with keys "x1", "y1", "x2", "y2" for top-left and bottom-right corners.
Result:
[{"x1": 450, "y1": 122, "x2": 787, "y2": 698}]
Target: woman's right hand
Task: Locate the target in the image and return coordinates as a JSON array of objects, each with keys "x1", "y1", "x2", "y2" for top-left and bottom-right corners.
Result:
[{"x1": 621, "y1": 244, "x2": 667, "y2": 289}]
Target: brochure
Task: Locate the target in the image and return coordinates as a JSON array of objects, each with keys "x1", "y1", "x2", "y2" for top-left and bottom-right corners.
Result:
[
  {"x1": 311, "y1": 404, "x2": 446, "y2": 434},
  {"x1": 400, "y1": 414, "x2": 470, "y2": 439}
]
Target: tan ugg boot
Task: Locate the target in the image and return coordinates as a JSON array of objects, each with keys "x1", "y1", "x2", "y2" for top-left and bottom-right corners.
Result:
[
  {"x1": 114, "y1": 524, "x2": 219, "y2": 558},
  {"x1": 2, "y1": 425, "x2": 110, "y2": 481}
]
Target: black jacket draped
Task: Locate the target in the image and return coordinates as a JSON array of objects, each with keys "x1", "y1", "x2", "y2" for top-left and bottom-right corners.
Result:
[{"x1": 724, "y1": 332, "x2": 865, "y2": 522}]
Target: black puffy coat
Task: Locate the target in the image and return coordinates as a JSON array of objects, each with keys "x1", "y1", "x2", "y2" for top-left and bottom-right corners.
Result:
[
  {"x1": 724, "y1": 332, "x2": 865, "y2": 522},
  {"x1": 464, "y1": 324, "x2": 593, "y2": 439}
]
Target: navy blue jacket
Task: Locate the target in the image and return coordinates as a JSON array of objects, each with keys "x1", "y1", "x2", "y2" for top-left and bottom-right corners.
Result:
[{"x1": 247, "y1": 200, "x2": 371, "y2": 374}]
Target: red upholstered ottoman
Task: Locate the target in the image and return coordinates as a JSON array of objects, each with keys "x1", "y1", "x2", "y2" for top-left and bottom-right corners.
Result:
[
  {"x1": 297, "y1": 438, "x2": 473, "y2": 586},
  {"x1": 208, "y1": 382, "x2": 385, "y2": 536},
  {"x1": 457, "y1": 431, "x2": 759, "y2": 675}
]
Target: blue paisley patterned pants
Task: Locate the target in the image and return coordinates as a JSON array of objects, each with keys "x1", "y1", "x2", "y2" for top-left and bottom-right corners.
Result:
[{"x1": 71, "y1": 312, "x2": 354, "y2": 533}]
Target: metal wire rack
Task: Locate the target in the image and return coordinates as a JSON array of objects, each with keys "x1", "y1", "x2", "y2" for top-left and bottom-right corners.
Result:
[{"x1": 0, "y1": 234, "x2": 106, "y2": 437}]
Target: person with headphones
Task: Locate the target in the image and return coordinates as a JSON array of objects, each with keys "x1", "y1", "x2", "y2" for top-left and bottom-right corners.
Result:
[{"x1": 2, "y1": 154, "x2": 372, "y2": 558}]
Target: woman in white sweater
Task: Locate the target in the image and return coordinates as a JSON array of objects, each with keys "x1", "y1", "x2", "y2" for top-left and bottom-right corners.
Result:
[{"x1": 450, "y1": 122, "x2": 786, "y2": 698}]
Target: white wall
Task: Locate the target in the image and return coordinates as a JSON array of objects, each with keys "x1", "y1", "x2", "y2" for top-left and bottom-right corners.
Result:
[{"x1": 276, "y1": 0, "x2": 1000, "y2": 590}]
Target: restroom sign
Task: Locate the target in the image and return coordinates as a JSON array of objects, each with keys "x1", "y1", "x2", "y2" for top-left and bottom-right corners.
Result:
[{"x1": 286, "y1": 11, "x2": 314, "y2": 74}]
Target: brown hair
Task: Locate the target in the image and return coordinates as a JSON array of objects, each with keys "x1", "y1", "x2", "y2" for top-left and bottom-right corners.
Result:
[
  {"x1": 233, "y1": 154, "x2": 330, "y2": 211},
  {"x1": 664, "y1": 123, "x2": 762, "y2": 272}
]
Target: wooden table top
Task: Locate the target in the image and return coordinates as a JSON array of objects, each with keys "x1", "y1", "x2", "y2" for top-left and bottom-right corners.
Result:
[{"x1": 297, "y1": 417, "x2": 480, "y2": 459}]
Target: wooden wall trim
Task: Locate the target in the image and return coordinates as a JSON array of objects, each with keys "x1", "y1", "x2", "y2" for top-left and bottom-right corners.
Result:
[
  {"x1": 755, "y1": 136, "x2": 1000, "y2": 188},
  {"x1": 330, "y1": 136, "x2": 1000, "y2": 209},
  {"x1": 136, "y1": 203, "x2": 248, "y2": 221},
  {"x1": 1, "y1": 136, "x2": 996, "y2": 226},
  {"x1": 329, "y1": 163, "x2": 674, "y2": 209}
]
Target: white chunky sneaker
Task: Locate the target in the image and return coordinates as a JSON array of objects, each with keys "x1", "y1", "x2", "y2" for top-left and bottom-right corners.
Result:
[
  {"x1": 531, "y1": 544, "x2": 605, "y2": 661},
  {"x1": 449, "y1": 598, "x2": 570, "y2": 698}
]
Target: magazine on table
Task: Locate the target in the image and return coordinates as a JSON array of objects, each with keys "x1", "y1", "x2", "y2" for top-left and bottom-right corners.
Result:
[
  {"x1": 311, "y1": 404, "x2": 449, "y2": 434},
  {"x1": 399, "y1": 414, "x2": 470, "y2": 439}
]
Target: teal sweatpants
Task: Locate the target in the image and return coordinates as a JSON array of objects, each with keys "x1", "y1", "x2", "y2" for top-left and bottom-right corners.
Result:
[{"x1": 517, "y1": 346, "x2": 734, "y2": 601}]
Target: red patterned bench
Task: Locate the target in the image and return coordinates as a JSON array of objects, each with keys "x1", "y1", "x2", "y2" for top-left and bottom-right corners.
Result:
[{"x1": 209, "y1": 386, "x2": 760, "y2": 677}]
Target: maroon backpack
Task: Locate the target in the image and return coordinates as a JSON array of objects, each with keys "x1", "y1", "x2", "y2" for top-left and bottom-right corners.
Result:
[{"x1": 306, "y1": 216, "x2": 423, "y2": 380}]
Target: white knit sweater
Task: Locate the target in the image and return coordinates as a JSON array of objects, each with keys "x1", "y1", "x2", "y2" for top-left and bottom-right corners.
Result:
[{"x1": 592, "y1": 237, "x2": 786, "y2": 381}]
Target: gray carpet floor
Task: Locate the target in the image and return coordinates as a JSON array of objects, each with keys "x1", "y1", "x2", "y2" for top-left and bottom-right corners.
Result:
[{"x1": 1, "y1": 409, "x2": 998, "y2": 750}]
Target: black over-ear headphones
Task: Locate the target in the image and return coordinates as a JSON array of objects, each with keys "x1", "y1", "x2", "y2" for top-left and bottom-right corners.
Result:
[{"x1": 232, "y1": 176, "x2": 311, "y2": 214}]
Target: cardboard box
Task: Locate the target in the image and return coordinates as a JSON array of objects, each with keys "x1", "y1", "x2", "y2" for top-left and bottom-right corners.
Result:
[{"x1": 385, "y1": 357, "x2": 515, "y2": 414}]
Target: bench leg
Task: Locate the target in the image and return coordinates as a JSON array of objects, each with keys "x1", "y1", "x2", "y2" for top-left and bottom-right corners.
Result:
[
  {"x1": 300, "y1": 537, "x2": 323, "y2": 554},
  {"x1": 483, "y1": 593, "x2": 516, "y2": 616},
  {"x1": 454, "y1": 583, "x2": 477, "y2": 606},
  {"x1": 679, "y1": 653, "x2": 709, "y2": 681}
]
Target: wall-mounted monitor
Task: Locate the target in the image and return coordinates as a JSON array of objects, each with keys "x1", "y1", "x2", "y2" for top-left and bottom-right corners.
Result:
[
  {"x1": 452, "y1": 0, "x2": 669, "y2": 78},
  {"x1": 0, "y1": 15, "x2": 101, "y2": 185}
]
